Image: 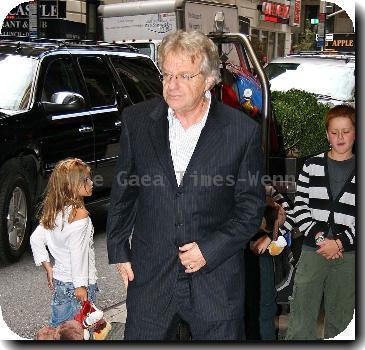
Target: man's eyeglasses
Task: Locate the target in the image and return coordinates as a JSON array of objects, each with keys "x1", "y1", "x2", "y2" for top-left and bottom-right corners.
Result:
[{"x1": 160, "y1": 72, "x2": 201, "y2": 83}]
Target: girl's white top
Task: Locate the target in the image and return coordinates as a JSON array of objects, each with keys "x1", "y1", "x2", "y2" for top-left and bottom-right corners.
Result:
[{"x1": 30, "y1": 206, "x2": 97, "y2": 288}]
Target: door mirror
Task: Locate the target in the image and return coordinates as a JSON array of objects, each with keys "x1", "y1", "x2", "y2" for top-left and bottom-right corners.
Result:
[
  {"x1": 43, "y1": 92, "x2": 86, "y2": 113},
  {"x1": 51, "y1": 91, "x2": 85, "y2": 105}
]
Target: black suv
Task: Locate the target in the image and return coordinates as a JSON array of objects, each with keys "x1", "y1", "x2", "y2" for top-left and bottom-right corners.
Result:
[{"x1": 0, "y1": 40, "x2": 162, "y2": 263}]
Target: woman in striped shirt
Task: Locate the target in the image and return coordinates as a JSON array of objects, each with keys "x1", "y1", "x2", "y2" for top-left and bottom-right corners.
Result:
[{"x1": 285, "y1": 105, "x2": 355, "y2": 340}]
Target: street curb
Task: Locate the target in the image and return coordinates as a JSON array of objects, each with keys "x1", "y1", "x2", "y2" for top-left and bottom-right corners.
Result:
[
  {"x1": 104, "y1": 303, "x2": 127, "y2": 324},
  {"x1": 103, "y1": 303, "x2": 126, "y2": 340}
]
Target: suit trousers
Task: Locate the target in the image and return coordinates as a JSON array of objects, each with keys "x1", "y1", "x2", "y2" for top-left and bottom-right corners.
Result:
[{"x1": 124, "y1": 270, "x2": 245, "y2": 341}]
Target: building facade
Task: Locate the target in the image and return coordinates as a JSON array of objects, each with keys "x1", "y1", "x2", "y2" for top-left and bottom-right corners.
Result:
[
  {"x1": 7, "y1": 1, "x2": 350, "y2": 54},
  {"x1": 100, "y1": 0, "x2": 293, "y2": 60},
  {"x1": 220, "y1": 0, "x2": 354, "y2": 57},
  {"x1": 236, "y1": 0, "x2": 293, "y2": 62},
  {"x1": 1, "y1": 0, "x2": 99, "y2": 40},
  {"x1": 291, "y1": 0, "x2": 354, "y2": 51}
]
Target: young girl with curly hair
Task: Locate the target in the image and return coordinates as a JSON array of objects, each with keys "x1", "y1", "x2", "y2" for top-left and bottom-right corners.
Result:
[{"x1": 30, "y1": 158, "x2": 97, "y2": 327}]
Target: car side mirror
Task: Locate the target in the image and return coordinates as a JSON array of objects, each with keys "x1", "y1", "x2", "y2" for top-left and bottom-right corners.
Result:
[{"x1": 43, "y1": 92, "x2": 86, "y2": 114}]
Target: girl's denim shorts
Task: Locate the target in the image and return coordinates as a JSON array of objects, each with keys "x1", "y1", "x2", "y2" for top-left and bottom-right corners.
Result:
[{"x1": 50, "y1": 279, "x2": 98, "y2": 327}]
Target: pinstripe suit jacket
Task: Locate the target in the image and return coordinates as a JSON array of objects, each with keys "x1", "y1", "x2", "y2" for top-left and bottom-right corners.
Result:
[{"x1": 106, "y1": 96, "x2": 265, "y2": 321}]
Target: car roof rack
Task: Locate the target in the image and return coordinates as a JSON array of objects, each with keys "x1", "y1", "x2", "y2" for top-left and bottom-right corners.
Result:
[
  {"x1": 288, "y1": 50, "x2": 355, "y2": 62},
  {"x1": 0, "y1": 38, "x2": 140, "y2": 53},
  {"x1": 37, "y1": 38, "x2": 140, "y2": 52},
  {"x1": 290, "y1": 50, "x2": 355, "y2": 57}
]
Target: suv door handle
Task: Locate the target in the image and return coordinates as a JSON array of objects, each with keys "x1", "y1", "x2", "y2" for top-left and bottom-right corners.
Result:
[
  {"x1": 79, "y1": 125, "x2": 93, "y2": 133},
  {"x1": 115, "y1": 120, "x2": 122, "y2": 127}
]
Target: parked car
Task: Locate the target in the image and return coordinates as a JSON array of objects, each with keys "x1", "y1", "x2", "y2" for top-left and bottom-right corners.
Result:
[
  {"x1": 264, "y1": 52, "x2": 355, "y2": 107},
  {"x1": 0, "y1": 40, "x2": 162, "y2": 263}
]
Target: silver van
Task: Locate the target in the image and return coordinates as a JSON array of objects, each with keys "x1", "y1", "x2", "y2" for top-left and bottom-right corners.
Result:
[{"x1": 264, "y1": 52, "x2": 355, "y2": 107}]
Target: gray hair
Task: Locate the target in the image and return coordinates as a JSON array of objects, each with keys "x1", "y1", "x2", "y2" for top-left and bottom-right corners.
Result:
[{"x1": 158, "y1": 30, "x2": 221, "y2": 86}]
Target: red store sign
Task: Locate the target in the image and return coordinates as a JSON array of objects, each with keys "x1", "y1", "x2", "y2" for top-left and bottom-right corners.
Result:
[
  {"x1": 291, "y1": 0, "x2": 301, "y2": 26},
  {"x1": 259, "y1": 1, "x2": 290, "y2": 23}
]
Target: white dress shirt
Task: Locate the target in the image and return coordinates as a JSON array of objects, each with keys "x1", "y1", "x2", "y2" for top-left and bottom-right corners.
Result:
[
  {"x1": 30, "y1": 206, "x2": 97, "y2": 288},
  {"x1": 168, "y1": 91, "x2": 211, "y2": 186}
]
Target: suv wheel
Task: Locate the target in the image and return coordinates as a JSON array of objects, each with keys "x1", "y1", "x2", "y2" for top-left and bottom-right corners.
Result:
[{"x1": 0, "y1": 161, "x2": 32, "y2": 264}]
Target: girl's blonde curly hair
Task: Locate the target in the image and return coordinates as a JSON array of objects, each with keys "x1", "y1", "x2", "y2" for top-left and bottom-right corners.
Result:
[{"x1": 38, "y1": 158, "x2": 90, "y2": 229}]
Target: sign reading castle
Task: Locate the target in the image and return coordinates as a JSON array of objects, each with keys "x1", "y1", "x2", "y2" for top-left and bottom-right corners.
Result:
[{"x1": 2, "y1": 0, "x2": 66, "y2": 38}]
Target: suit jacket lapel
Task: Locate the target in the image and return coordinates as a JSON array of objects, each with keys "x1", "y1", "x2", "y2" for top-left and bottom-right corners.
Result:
[
  {"x1": 148, "y1": 99, "x2": 178, "y2": 188},
  {"x1": 147, "y1": 97, "x2": 228, "y2": 189},
  {"x1": 181, "y1": 98, "x2": 229, "y2": 187}
]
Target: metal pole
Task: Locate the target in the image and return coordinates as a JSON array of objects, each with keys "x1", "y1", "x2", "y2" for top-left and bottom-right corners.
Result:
[
  {"x1": 323, "y1": 2, "x2": 327, "y2": 50},
  {"x1": 319, "y1": 0, "x2": 326, "y2": 51}
]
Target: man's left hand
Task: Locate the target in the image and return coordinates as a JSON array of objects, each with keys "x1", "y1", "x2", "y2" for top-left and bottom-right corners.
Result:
[{"x1": 179, "y1": 242, "x2": 206, "y2": 273}]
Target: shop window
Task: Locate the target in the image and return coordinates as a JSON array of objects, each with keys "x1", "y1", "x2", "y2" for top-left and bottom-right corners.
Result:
[
  {"x1": 277, "y1": 33, "x2": 286, "y2": 57},
  {"x1": 261, "y1": 31, "x2": 269, "y2": 64},
  {"x1": 305, "y1": 5, "x2": 319, "y2": 21},
  {"x1": 268, "y1": 32, "x2": 276, "y2": 62},
  {"x1": 239, "y1": 16, "x2": 250, "y2": 35},
  {"x1": 249, "y1": 29, "x2": 266, "y2": 65}
]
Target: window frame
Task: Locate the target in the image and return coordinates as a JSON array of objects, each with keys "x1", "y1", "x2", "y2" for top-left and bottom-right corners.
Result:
[
  {"x1": 41, "y1": 55, "x2": 84, "y2": 103},
  {"x1": 107, "y1": 54, "x2": 162, "y2": 105},
  {"x1": 76, "y1": 54, "x2": 117, "y2": 108}
]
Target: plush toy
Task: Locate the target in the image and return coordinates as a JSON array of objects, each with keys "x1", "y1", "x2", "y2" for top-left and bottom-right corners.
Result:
[
  {"x1": 35, "y1": 301, "x2": 111, "y2": 341},
  {"x1": 74, "y1": 300, "x2": 111, "y2": 340}
]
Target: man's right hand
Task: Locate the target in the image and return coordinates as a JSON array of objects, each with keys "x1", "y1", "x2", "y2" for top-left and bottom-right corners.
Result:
[{"x1": 116, "y1": 262, "x2": 134, "y2": 289}]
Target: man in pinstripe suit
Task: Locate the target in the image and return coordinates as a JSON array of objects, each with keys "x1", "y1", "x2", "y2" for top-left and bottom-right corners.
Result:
[{"x1": 106, "y1": 30, "x2": 266, "y2": 340}]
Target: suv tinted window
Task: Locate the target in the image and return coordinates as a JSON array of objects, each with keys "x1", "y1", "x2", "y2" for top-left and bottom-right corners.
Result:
[
  {"x1": 110, "y1": 56, "x2": 162, "y2": 104},
  {"x1": 78, "y1": 56, "x2": 115, "y2": 107},
  {"x1": 264, "y1": 62, "x2": 300, "y2": 80},
  {"x1": 42, "y1": 57, "x2": 82, "y2": 102}
]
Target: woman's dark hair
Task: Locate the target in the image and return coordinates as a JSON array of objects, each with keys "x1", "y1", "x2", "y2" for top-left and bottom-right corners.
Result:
[{"x1": 264, "y1": 205, "x2": 278, "y2": 231}]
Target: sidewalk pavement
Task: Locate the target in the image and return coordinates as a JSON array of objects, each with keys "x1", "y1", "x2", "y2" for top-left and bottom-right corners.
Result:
[
  {"x1": 103, "y1": 304, "x2": 127, "y2": 340},
  {"x1": 101, "y1": 303, "x2": 301, "y2": 341}
]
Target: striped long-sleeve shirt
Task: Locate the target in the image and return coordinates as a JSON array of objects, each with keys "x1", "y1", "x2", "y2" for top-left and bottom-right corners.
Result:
[
  {"x1": 266, "y1": 185, "x2": 295, "y2": 236},
  {"x1": 291, "y1": 152, "x2": 355, "y2": 251}
]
